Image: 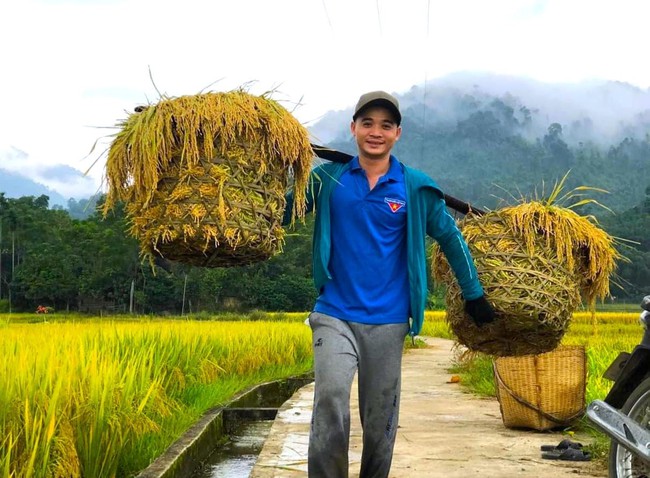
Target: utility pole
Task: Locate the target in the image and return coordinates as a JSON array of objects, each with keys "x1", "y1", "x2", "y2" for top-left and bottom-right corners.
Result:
[
  {"x1": 181, "y1": 273, "x2": 188, "y2": 316},
  {"x1": 10, "y1": 231, "x2": 14, "y2": 313},
  {"x1": 129, "y1": 279, "x2": 135, "y2": 314},
  {"x1": 0, "y1": 221, "x2": 3, "y2": 300},
  {"x1": 11, "y1": 231, "x2": 15, "y2": 284}
]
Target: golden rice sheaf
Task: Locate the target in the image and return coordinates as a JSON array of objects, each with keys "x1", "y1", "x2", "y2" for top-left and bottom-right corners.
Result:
[
  {"x1": 431, "y1": 205, "x2": 616, "y2": 356},
  {"x1": 103, "y1": 90, "x2": 313, "y2": 267}
]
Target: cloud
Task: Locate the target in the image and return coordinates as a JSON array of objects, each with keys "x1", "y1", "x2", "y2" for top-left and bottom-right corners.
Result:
[
  {"x1": 1, "y1": 0, "x2": 649, "y2": 200},
  {"x1": 0, "y1": 147, "x2": 99, "y2": 199},
  {"x1": 35, "y1": 165, "x2": 99, "y2": 199}
]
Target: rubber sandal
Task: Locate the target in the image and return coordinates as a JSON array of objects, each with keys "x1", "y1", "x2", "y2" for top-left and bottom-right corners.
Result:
[
  {"x1": 541, "y1": 448, "x2": 591, "y2": 461},
  {"x1": 540, "y1": 439, "x2": 584, "y2": 452}
]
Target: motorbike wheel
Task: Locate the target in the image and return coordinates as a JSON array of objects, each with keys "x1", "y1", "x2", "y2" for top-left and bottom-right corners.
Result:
[{"x1": 609, "y1": 376, "x2": 650, "y2": 478}]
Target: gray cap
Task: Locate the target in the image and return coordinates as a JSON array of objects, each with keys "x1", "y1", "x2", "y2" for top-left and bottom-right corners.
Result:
[{"x1": 352, "y1": 90, "x2": 401, "y2": 125}]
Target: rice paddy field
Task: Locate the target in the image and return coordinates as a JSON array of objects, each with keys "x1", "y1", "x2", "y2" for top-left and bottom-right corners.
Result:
[
  {"x1": 0, "y1": 312, "x2": 312, "y2": 478},
  {"x1": 0, "y1": 308, "x2": 643, "y2": 476}
]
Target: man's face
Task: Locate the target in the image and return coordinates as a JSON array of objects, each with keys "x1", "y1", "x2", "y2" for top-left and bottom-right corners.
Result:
[{"x1": 351, "y1": 106, "x2": 402, "y2": 161}]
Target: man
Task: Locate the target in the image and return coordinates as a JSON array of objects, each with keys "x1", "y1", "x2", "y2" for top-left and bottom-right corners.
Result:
[{"x1": 284, "y1": 91, "x2": 495, "y2": 477}]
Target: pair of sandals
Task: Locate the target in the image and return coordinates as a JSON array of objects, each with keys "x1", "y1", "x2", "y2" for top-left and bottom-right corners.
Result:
[{"x1": 540, "y1": 439, "x2": 591, "y2": 461}]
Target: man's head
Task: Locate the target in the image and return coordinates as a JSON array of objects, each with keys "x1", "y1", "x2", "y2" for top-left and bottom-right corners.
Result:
[
  {"x1": 351, "y1": 91, "x2": 402, "y2": 162},
  {"x1": 353, "y1": 91, "x2": 401, "y2": 126}
]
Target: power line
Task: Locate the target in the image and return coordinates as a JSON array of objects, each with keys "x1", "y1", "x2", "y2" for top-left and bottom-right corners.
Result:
[
  {"x1": 421, "y1": 0, "x2": 431, "y2": 164},
  {"x1": 321, "y1": 0, "x2": 333, "y2": 29},
  {"x1": 376, "y1": 0, "x2": 383, "y2": 36}
]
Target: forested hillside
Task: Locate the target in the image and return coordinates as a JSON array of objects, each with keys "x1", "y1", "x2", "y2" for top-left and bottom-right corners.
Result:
[
  {"x1": 320, "y1": 77, "x2": 650, "y2": 214},
  {"x1": 0, "y1": 194, "x2": 316, "y2": 314},
  {"x1": 0, "y1": 187, "x2": 647, "y2": 314}
]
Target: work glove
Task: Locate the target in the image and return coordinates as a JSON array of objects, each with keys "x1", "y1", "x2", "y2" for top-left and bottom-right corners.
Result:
[{"x1": 465, "y1": 295, "x2": 496, "y2": 327}]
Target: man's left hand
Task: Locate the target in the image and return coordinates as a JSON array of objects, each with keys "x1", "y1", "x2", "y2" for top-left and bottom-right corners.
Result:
[{"x1": 465, "y1": 295, "x2": 496, "y2": 327}]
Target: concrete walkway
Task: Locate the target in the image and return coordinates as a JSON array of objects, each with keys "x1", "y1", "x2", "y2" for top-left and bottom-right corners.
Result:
[{"x1": 251, "y1": 337, "x2": 606, "y2": 478}]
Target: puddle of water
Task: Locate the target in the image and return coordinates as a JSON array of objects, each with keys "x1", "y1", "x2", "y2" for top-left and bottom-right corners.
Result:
[
  {"x1": 192, "y1": 420, "x2": 274, "y2": 478},
  {"x1": 276, "y1": 402, "x2": 312, "y2": 424}
]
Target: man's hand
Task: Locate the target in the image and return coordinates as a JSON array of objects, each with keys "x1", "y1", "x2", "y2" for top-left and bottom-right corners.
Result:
[{"x1": 465, "y1": 295, "x2": 496, "y2": 327}]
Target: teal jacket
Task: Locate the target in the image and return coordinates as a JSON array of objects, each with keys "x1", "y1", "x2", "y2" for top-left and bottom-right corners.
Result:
[{"x1": 284, "y1": 159, "x2": 484, "y2": 336}]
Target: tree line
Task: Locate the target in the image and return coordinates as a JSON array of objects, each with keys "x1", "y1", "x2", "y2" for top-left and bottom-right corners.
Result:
[
  {"x1": 0, "y1": 193, "x2": 316, "y2": 314},
  {"x1": 0, "y1": 185, "x2": 648, "y2": 315}
]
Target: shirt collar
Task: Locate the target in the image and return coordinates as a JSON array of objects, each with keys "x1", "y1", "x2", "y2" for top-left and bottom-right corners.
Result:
[
  {"x1": 385, "y1": 155, "x2": 403, "y2": 182},
  {"x1": 349, "y1": 155, "x2": 402, "y2": 182},
  {"x1": 350, "y1": 156, "x2": 363, "y2": 171}
]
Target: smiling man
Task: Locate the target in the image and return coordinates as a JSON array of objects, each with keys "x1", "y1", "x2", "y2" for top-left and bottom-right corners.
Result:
[{"x1": 284, "y1": 90, "x2": 495, "y2": 477}]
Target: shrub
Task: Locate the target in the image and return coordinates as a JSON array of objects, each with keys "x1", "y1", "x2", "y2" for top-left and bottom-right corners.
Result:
[{"x1": 247, "y1": 309, "x2": 269, "y2": 321}]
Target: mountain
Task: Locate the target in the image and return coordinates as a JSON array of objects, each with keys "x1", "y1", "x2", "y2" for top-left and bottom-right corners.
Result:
[
  {"x1": 0, "y1": 168, "x2": 68, "y2": 207},
  {"x1": 0, "y1": 145, "x2": 100, "y2": 206},
  {"x1": 309, "y1": 72, "x2": 650, "y2": 215},
  {"x1": 309, "y1": 72, "x2": 650, "y2": 146}
]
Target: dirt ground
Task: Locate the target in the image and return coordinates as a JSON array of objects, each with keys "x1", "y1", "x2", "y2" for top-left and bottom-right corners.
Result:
[{"x1": 251, "y1": 337, "x2": 607, "y2": 477}]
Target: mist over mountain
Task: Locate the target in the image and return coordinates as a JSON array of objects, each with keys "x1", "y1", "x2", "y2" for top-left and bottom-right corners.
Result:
[
  {"x1": 309, "y1": 72, "x2": 650, "y2": 146},
  {"x1": 3, "y1": 72, "x2": 650, "y2": 213},
  {"x1": 309, "y1": 72, "x2": 650, "y2": 215},
  {"x1": 413, "y1": 72, "x2": 650, "y2": 143},
  {"x1": 0, "y1": 168, "x2": 68, "y2": 206},
  {"x1": 0, "y1": 145, "x2": 99, "y2": 204}
]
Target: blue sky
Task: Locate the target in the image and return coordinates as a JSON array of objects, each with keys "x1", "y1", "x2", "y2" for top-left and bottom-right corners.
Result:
[{"x1": 0, "y1": 0, "x2": 648, "y2": 198}]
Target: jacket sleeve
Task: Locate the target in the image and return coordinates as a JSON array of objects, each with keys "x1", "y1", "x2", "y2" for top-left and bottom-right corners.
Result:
[
  {"x1": 282, "y1": 169, "x2": 322, "y2": 226},
  {"x1": 424, "y1": 189, "x2": 484, "y2": 301}
]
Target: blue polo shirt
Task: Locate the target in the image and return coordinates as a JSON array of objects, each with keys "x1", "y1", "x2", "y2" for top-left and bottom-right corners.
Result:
[{"x1": 314, "y1": 156, "x2": 409, "y2": 324}]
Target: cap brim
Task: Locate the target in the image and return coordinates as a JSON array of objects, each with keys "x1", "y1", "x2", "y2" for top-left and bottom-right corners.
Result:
[{"x1": 353, "y1": 99, "x2": 401, "y2": 125}]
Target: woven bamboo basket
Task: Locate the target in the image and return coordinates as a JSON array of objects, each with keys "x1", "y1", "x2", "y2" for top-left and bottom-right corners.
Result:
[
  {"x1": 493, "y1": 346, "x2": 586, "y2": 430},
  {"x1": 126, "y1": 140, "x2": 289, "y2": 267},
  {"x1": 103, "y1": 91, "x2": 313, "y2": 267},
  {"x1": 433, "y1": 212, "x2": 582, "y2": 356},
  {"x1": 432, "y1": 195, "x2": 618, "y2": 356}
]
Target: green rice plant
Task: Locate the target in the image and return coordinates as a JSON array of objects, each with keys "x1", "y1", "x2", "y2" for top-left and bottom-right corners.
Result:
[{"x1": 420, "y1": 311, "x2": 453, "y2": 339}]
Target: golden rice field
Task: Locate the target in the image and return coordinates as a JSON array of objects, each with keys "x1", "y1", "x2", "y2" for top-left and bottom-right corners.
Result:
[
  {"x1": 0, "y1": 309, "x2": 643, "y2": 477},
  {"x1": 0, "y1": 316, "x2": 312, "y2": 478}
]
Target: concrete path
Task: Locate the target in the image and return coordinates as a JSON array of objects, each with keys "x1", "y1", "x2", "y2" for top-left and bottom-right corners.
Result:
[{"x1": 251, "y1": 337, "x2": 606, "y2": 478}]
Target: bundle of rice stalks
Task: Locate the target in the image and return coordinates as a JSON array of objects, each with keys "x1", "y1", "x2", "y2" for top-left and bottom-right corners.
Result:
[
  {"x1": 103, "y1": 90, "x2": 313, "y2": 267},
  {"x1": 432, "y1": 177, "x2": 620, "y2": 356}
]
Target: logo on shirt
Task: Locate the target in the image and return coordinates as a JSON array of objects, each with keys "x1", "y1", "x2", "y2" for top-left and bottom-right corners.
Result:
[{"x1": 384, "y1": 198, "x2": 406, "y2": 213}]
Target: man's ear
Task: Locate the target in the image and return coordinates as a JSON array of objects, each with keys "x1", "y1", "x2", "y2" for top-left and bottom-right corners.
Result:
[
  {"x1": 350, "y1": 120, "x2": 356, "y2": 136},
  {"x1": 395, "y1": 125, "x2": 402, "y2": 141}
]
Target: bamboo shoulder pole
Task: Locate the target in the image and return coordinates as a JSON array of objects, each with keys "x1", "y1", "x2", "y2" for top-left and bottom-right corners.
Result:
[{"x1": 310, "y1": 144, "x2": 486, "y2": 216}]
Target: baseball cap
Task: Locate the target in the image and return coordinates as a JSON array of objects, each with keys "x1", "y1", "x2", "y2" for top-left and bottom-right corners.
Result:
[{"x1": 352, "y1": 91, "x2": 401, "y2": 125}]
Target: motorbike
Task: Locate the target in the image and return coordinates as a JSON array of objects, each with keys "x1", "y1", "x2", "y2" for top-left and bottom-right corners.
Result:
[{"x1": 587, "y1": 295, "x2": 650, "y2": 477}]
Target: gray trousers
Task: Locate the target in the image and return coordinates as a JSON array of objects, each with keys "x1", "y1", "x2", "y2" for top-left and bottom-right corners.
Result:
[{"x1": 308, "y1": 312, "x2": 409, "y2": 478}]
